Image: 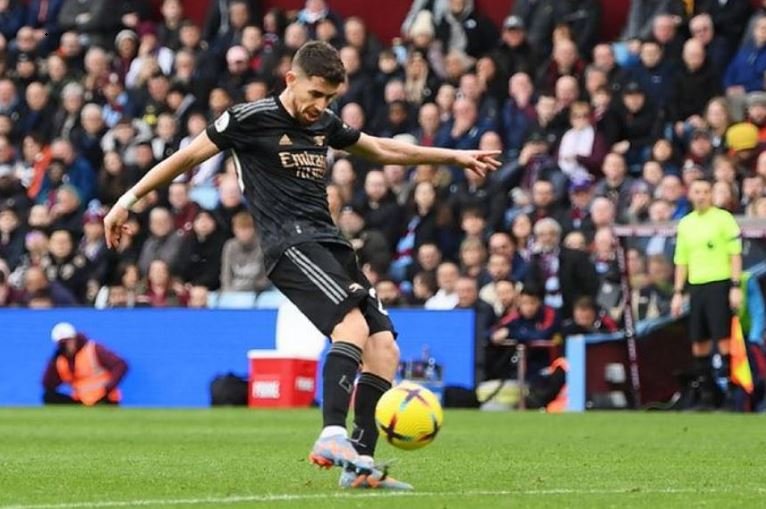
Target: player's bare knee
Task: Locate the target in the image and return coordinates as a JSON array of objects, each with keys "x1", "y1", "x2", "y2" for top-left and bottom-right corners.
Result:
[
  {"x1": 331, "y1": 308, "x2": 369, "y2": 345},
  {"x1": 366, "y1": 332, "x2": 399, "y2": 369}
]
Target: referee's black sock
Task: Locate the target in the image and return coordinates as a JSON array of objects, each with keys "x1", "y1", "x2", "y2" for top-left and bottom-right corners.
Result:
[
  {"x1": 351, "y1": 372, "x2": 391, "y2": 457},
  {"x1": 322, "y1": 341, "x2": 362, "y2": 430},
  {"x1": 693, "y1": 355, "x2": 713, "y2": 380}
]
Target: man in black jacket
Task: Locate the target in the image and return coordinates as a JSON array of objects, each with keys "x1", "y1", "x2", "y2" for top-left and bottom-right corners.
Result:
[{"x1": 524, "y1": 217, "x2": 598, "y2": 319}]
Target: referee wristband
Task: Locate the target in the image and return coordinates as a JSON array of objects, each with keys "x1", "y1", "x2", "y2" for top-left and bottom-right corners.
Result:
[{"x1": 116, "y1": 191, "x2": 138, "y2": 210}]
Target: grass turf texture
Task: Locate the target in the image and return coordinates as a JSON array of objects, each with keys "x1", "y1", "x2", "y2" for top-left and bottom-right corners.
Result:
[{"x1": 1, "y1": 409, "x2": 764, "y2": 508}]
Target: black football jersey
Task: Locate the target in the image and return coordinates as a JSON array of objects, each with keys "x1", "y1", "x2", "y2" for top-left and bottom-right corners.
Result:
[{"x1": 205, "y1": 96, "x2": 361, "y2": 272}]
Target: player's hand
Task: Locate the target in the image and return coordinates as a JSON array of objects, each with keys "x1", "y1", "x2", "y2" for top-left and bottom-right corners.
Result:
[
  {"x1": 454, "y1": 150, "x2": 502, "y2": 177},
  {"x1": 103, "y1": 205, "x2": 131, "y2": 250},
  {"x1": 729, "y1": 286, "x2": 742, "y2": 311},
  {"x1": 670, "y1": 293, "x2": 684, "y2": 318}
]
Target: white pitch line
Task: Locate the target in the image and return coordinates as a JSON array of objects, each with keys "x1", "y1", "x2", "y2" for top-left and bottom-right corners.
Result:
[{"x1": 1, "y1": 487, "x2": 763, "y2": 509}]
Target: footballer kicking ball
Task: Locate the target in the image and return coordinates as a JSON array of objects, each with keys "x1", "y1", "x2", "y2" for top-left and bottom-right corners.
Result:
[{"x1": 375, "y1": 382, "x2": 444, "y2": 450}]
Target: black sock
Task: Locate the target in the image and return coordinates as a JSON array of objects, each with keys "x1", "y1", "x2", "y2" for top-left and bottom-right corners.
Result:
[
  {"x1": 322, "y1": 341, "x2": 362, "y2": 429},
  {"x1": 351, "y1": 372, "x2": 391, "y2": 457},
  {"x1": 693, "y1": 355, "x2": 712, "y2": 379}
]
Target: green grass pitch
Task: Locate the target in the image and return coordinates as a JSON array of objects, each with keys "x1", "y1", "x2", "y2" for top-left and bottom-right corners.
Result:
[{"x1": 1, "y1": 408, "x2": 764, "y2": 508}]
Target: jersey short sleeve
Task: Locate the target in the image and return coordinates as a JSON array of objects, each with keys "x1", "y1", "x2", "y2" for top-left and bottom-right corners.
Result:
[
  {"x1": 722, "y1": 211, "x2": 742, "y2": 255},
  {"x1": 206, "y1": 108, "x2": 249, "y2": 151},
  {"x1": 673, "y1": 220, "x2": 689, "y2": 265},
  {"x1": 325, "y1": 111, "x2": 361, "y2": 149}
]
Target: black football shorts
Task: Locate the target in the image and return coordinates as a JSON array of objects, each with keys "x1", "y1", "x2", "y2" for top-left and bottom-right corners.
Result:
[
  {"x1": 269, "y1": 241, "x2": 396, "y2": 338},
  {"x1": 688, "y1": 280, "x2": 732, "y2": 343}
]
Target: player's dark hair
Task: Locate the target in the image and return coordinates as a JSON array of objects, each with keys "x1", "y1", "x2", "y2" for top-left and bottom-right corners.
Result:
[{"x1": 293, "y1": 41, "x2": 346, "y2": 85}]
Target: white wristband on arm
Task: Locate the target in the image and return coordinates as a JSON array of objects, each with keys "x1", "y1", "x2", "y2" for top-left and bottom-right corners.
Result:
[{"x1": 116, "y1": 191, "x2": 138, "y2": 210}]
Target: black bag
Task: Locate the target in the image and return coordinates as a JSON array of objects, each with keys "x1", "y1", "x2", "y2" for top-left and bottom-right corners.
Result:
[{"x1": 210, "y1": 373, "x2": 249, "y2": 406}]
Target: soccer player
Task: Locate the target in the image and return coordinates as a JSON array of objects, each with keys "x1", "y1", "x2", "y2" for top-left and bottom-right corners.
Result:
[{"x1": 104, "y1": 41, "x2": 500, "y2": 490}]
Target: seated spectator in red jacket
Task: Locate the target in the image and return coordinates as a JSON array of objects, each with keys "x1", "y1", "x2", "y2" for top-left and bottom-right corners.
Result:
[
  {"x1": 486, "y1": 283, "x2": 560, "y2": 379},
  {"x1": 42, "y1": 322, "x2": 128, "y2": 405},
  {"x1": 560, "y1": 295, "x2": 618, "y2": 338}
]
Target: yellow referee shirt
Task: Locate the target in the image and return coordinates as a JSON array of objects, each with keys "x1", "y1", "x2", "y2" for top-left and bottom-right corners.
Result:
[{"x1": 673, "y1": 207, "x2": 742, "y2": 284}]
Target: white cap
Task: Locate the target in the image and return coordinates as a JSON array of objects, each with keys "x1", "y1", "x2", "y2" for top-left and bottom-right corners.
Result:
[{"x1": 51, "y1": 322, "x2": 77, "y2": 343}]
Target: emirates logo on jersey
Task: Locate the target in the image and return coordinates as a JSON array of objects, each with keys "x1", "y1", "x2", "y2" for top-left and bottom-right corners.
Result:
[{"x1": 279, "y1": 151, "x2": 326, "y2": 181}]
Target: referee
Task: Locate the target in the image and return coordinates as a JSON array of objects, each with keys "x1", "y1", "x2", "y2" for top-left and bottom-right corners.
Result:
[{"x1": 672, "y1": 178, "x2": 742, "y2": 410}]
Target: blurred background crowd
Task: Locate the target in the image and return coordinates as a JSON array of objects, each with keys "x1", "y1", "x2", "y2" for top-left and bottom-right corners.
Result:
[{"x1": 0, "y1": 0, "x2": 765, "y2": 363}]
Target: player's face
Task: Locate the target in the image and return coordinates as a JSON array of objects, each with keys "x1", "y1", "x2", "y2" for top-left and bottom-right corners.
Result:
[{"x1": 287, "y1": 71, "x2": 340, "y2": 124}]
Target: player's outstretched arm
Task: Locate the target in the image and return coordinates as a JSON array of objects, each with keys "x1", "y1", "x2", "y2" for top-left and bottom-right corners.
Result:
[
  {"x1": 347, "y1": 133, "x2": 501, "y2": 177},
  {"x1": 104, "y1": 131, "x2": 221, "y2": 249}
]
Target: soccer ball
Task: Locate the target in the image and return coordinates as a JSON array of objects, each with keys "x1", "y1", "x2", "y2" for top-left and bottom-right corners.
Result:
[{"x1": 375, "y1": 382, "x2": 443, "y2": 450}]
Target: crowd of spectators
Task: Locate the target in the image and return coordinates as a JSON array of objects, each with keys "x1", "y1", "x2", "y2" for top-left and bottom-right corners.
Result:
[{"x1": 1, "y1": 0, "x2": 766, "y2": 378}]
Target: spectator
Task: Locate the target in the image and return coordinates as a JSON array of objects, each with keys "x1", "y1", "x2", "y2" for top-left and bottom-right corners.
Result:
[
  {"x1": 566, "y1": 178, "x2": 595, "y2": 233},
  {"x1": 591, "y1": 43, "x2": 628, "y2": 95},
  {"x1": 657, "y1": 174, "x2": 691, "y2": 219},
  {"x1": 669, "y1": 39, "x2": 721, "y2": 136},
  {"x1": 623, "y1": 0, "x2": 684, "y2": 42},
  {"x1": 487, "y1": 283, "x2": 560, "y2": 379},
  {"x1": 391, "y1": 181, "x2": 442, "y2": 282},
  {"x1": 458, "y1": 237, "x2": 488, "y2": 284},
  {"x1": 220, "y1": 211, "x2": 269, "y2": 293},
  {"x1": 560, "y1": 295, "x2": 618, "y2": 338},
  {"x1": 77, "y1": 208, "x2": 108, "y2": 289},
  {"x1": 499, "y1": 72, "x2": 536, "y2": 159},
  {"x1": 338, "y1": 205, "x2": 391, "y2": 273},
  {"x1": 689, "y1": 13, "x2": 731, "y2": 76},
  {"x1": 187, "y1": 285, "x2": 209, "y2": 309},
  {"x1": 557, "y1": 101, "x2": 608, "y2": 183},
  {"x1": 138, "y1": 207, "x2": 186, "y2": 276},
  {"x1": 704, "y1": 97, "x2": 733, "y2": 153},
  {"x1": 375, "y1": 277, "x2": 406, "y2": 308},
  {"x1": 524, "y1": 217, "x2": 598, "y2": 319},
  {"x1": 455, "y1": 275, "x2": 496, "y2": 384},
  {"x1": 701, "y1": 0, "x2": 752, "y2": 54},
  {"x1": 594, "y1": 152, "x2": 635, "y2": 215},
  {"x1": 479, "y1": 253, "x2": 512, "y2": 315},
  {"x1": 487, "y1": 231, "x2": 527, "y2": 282},
  {"x1": 448, "y1": 165, "x2": 506, "y2": 232},
  {"x1": 627, "y1": 39, "x2": 673, "y2": 111},
  {"x1": 182, "y1": 209, "x2": 225, "y2": 291},
  {"x1": 492, "y1": 15, "x2": 537, "y2": 79},
  {"x1": 0, "y1": 205, "x2": 24, "y2": 270},
  {"x1": 21, "y1": 264, "x2": 76, "y2": 306},
  {"x1": 424, "y1": 261, "x2": 459, "y2": 309},
  {"x1": 42, "y1": 228, "x2": 89, "y2": 303},
  {"x1": 410, "y1": 270, "x2": 437, "y2": 305},
  {"x1": 435, "y1": 0, "x2": 497, "y2": 59},
  {"x1": 137, "y1": 259, "x2": 187, "y2": 308},
  {"x1": 167, "y1": 181, "x2": 199, "y2": 236},
  {"x1": 724, "y1": 16, "x2": 766, "y2": 95},
  {"x1": 537, "y1": 38, "x2": 585, "y2": 93},
  {"x1": 43, "y1": 322, "x2": 128, "y2": 405},
  {"x1": 353, "y1": 170, "x2": 401, "y2": 248},
  {"x1": 213, "y1": 174, "x2": 246, "y2": 235},
  {"x1": 650, "y1": 12, "x2": 684, "y2": 66}
]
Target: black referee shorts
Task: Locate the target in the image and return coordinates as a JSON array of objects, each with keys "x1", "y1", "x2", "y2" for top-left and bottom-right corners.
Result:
[
  {"x1": 269, "y1": 242, "x2": 396, "y2": 338},
  {"x1": 688, "y1": 280, "x2": 732, "y2": 343}
]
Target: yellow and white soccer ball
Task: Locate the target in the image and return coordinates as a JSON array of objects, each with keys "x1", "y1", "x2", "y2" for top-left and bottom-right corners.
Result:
[{"x1": 375, "y1": 382, "x2": 444, "y2": 450}]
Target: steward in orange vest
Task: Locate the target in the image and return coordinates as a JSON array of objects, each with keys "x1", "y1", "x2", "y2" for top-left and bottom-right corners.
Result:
[{"x1": 42, "y1": 322, "x2": 128, "y2": 406}]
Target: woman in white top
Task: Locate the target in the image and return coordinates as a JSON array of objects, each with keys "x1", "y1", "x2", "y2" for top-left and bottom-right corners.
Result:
[{"x1": 557, "y1": 101, "x2": 607, "y2": 182}]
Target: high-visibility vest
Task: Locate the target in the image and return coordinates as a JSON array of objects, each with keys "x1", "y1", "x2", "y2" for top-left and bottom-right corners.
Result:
[
  {"x1": 56, "y1": 341, "x2": 121, "y2": 406},
  {"x1": 546, "y1": 357, "x2": 568, "y2": 413}
]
